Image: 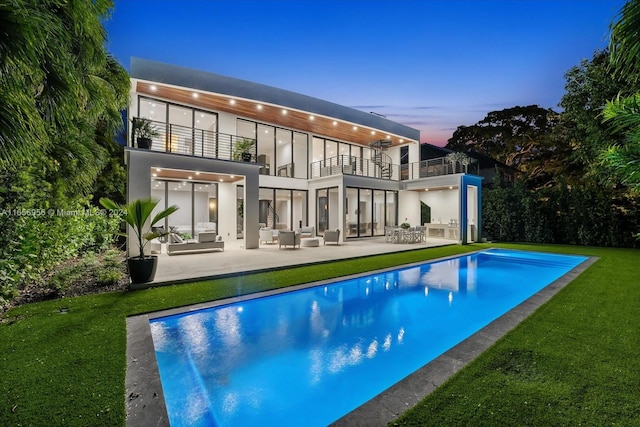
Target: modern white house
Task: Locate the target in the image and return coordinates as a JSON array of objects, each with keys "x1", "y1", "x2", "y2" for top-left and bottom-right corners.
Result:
[{"x1": 126, "y1": 58, "x2": 482, "y2": 253}]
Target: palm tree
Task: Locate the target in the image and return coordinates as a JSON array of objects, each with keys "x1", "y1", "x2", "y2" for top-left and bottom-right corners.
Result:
[{"x1": 603, "y1": 0, "x2": 640, "y2": 191}]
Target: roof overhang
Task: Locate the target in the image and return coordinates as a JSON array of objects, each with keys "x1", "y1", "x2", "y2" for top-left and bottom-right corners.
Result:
[{"x1": 130, "y1": 58, "x2": 420, "y2": 147}]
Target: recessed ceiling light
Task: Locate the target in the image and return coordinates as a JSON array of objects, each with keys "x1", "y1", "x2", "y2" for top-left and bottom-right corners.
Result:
[
  {"x1": 192, "y1": 93, "x2": 199, "y2": 98},
  {"x1": 449, "y1": 186, "x2": 453, "y2": 189},
  {"x1": 371, "y1": 131, "x2": 376, "y2": 135},
  {"x1": 230, "y1": 175, "x2": 235, "y2": 178},
  {"x1": 150, "y1": 85, "x2": 157, "y2": 91},
  {"x1": 152, "y1": 173, "x2": 157, "y2": 177},
  {"x1": 332, "y1": 121, "x2": 337, "y2": 126},
  {"x1": 257, "y1": 104, "x2": 263, "y2": 110},
  {"x1": 399, "y1": 139, "x2": 404, "y2": 143},
  {"x1": 219, "y1": 178, "x2": 224, "y2": 182},
  {"x1": 309, "y1": 115, "x2": 315, "y2": 120},
  {"x1": 188, "y1": 176, "x2": 193, "y2": 179},
  {"x1": 353, "y1": 126, "x2": 358, "y2": 131},
  {"x1": 195, "y1": 172, "x2": 200, "y2": 175},
  {"x1": 282, "y1": 109, "x2": 288, "y2": 115},
  {"x1": 155, "y1": 168, "x2": 161, "y2": 172},
  {"x1": 230, "y1": 99, "x2": 236, "y2": 105},
  {"x1": 386, "y1": 135, "x2": 391, "y2": 139},
  {"x1": 425, "y1": 188, "x2": 429, "y2": 191}
]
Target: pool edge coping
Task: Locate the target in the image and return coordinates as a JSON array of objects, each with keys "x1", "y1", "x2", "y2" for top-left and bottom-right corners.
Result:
[{"x1": 124, "y1": 249, "x2": 598, "y2": 427}]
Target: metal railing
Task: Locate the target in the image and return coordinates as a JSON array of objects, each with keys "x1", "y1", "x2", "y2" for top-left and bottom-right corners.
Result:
[
  {"x1": 310, "y1": 155, "x2": 400, "y2": 180},
  {"x1": 402, "y1": 157, "x2": 479, "y2": 180},
  {"x1": 130, "y1": 119, "x2": 257, "y2": 162}
]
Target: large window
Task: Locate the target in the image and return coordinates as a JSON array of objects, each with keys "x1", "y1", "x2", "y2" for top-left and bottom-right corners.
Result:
[
  {"x1": 345, "y1": 187, "x2": 397, "y2": 238},
  {"x1": 138, "y1": 97, "x2": 217, "y2": 156},
  {"x1": 151, "y1": 178, "x2": 218, "y2": 238},
  {"x1": 316, "y1": 187, "x2": 338, "y2": 235},
  {"x1": 238, "y1": 119, "x2": 308, "y2": 178},
  {"x1": 259, "y1": 187, "x2": 308, "y2": 230}
]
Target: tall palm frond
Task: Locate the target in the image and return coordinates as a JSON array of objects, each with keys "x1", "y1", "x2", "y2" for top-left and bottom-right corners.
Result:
[{"x1": 609, "y1": 0, "x2": 640, "y2": 80}]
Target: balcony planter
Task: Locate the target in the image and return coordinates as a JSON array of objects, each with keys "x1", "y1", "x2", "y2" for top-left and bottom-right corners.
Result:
[
  {"x1": 136, "y1": 137, "x2": 152, "y2": 149},
  {"x1": 131, "y1": 118, "x2": 159, "y2": 149},
  {"x1": 100, "y1": 197, "x2": 179, "y2": 286},
  {"x1": 233, "y1": 137, "x2": 255, "y2": 162}
]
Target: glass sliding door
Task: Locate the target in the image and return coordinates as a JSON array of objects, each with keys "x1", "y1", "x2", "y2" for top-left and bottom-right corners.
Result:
[
  {"x1": 168, "y1": 104, "x2": 193, "y2": 155},
  {"x1": 293, "y1": 190, "x2": 308, "y2": 229},
  {"x1": 275, "y1": 129, "x2": 292, "y2": 177},
  {"x1": 373, "y1": 190, "x2": 385, "y2": 236},
  {"x1": 194, "y1": 110, "x2": 217, "y2": 158},
  {"x1": 345, "y1": 187, "x2": 358, "y2": 237},
  {"x1": 386, "y1": 191, "x2": 397, "y2": 227},
  {"x1": 317, "y1": 189, "x2": 328, "y2": 234},
  {"x1": 328, "y1": 188, "x2": 339, "y2": 231},
  {"x1": 236, "y1": 185, "x2": 244, "y2": 239},
  {"x1": 293, "y1": 132, "x2": 308, "y2": 178},
  {"x1": 312, "y1": 137, "x2": 324, "y2": 177},
  {"x1": 358, "y1": 189, "x2": 372, "y2": 236},
  {"x1": 257, "y1": 124, "x2": 274, "y2": 175},
  {"x1": 275, "y1": 189, "x2": 291, "y2": 230}
]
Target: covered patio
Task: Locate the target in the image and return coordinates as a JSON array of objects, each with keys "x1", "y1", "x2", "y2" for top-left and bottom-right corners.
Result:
[{"x1": 147, "y1": 237, "x2": 454, "y2": 286}]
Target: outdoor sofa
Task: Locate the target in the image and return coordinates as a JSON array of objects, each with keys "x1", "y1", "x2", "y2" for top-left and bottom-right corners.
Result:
[{"x1": 167, "y1": 231, "x2": 224, "y2": 255}]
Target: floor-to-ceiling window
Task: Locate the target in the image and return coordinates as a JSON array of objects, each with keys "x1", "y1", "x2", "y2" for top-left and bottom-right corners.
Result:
[
  {"x1": 316, "y1": 187, "x2": 338, "y2": 235},
  {"x1": 293, "y1": 132, "x2": 308, "y2": 178},
  {"x1": 138, "y1": 97, "x2": 217, "y2": 156},
  {"x1": 275, "y1": 129, "x2": 292, "y2": 177},
  {"x1": 345, "y1": 187, "x2": 397, "y2": 238},
  {"x1": 373, "y1": 190, "x2": 385, "y2": 236},
  {"x1": 259, "y1": 187, "x2": 308, "y2": 230},
  {"x1": 345, "y1": 187, "x2": 358, "y2": 237},
  {"x1": 237, "y1": 119, "x2": 308, "y2": 178},
  {"x1": 151, "y1": 178, "x2": 218, "y2": 238},
  {"x1": 386, "y1": 190, "x2": 397, "y2": 227}
]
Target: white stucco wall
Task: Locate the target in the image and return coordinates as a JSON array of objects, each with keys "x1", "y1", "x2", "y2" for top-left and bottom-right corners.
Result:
[
  {"x1": 420, "y1": 189, "x2": 459, "y2": 225},
  {"x1": 398, "y1": 190, "x2": 420, "y2": 226}
]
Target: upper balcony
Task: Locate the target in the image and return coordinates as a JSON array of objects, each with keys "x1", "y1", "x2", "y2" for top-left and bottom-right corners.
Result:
[
  {"x1": 129, "y1": 118, "x2": 257, "y2": 163},
  {"x1": 310, "y1": 154, "x2": 479, "y2": 181},
  {"x1": 129, "y1": 118, "x2": 478, "y2": 181}
]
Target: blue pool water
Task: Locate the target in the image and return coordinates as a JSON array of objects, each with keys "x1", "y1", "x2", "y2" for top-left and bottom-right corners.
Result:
[{"x1": 149, "y1": 249, "x2": 587, "y2": 426}]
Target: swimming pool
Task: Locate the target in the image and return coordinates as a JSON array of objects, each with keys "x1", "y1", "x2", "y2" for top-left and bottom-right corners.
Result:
[{"x1": 148, "y1": 249, "x2": 588, "y2": 426}]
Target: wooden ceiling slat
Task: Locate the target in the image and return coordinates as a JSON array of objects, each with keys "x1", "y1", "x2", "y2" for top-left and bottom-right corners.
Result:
[{"x1": 136, "y1": 82, "x2": 410, "y2": 147}]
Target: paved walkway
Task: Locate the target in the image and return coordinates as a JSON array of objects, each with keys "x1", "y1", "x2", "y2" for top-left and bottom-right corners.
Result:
[{"x1": 150, "y1": 237, "x2": 455, "y2": 285}]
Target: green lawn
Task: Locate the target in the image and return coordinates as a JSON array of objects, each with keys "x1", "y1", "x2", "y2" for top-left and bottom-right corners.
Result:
[{"x1": 1, "y1": 243, "x2": 638, "y2": 426}]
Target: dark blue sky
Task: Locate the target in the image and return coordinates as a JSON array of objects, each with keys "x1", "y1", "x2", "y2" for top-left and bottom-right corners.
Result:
[{"x1": 105, "y1": 0, "x2": 624, "y2": 146}]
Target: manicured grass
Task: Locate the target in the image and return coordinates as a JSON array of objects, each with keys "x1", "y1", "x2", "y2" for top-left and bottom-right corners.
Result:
[
  {"x1": 1, "y1": 243, "x2": 638, "y2": 426},
  {"x1": 394, "y1": 243, "x2": 640, "y2": 426}
]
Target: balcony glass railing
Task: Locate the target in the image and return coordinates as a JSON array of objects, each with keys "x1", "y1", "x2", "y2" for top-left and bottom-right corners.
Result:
[
  {"x1": 402, "y1": 157, "x2": 479, "y2": 180},
  {"x1": 310, "y1": 155, "x2": 399, "y2": 180},
  {"x1": 130, "y1": 119, "x2": 256, "y2": 162}
]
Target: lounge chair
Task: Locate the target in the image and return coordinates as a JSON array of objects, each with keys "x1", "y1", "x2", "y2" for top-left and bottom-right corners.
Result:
[
  {"x1": 278, "y1": 231, "x2": 300, "y2": 249},
  {"x1": 167, "y1": 231, "x2": 224, "y2": 255},
  {"x1": 259, "y1": 228, "x2": 278, "y2": 244},
  {"x1": 297, "y1": 226, "x2": 315, "y2": 238},
  {"x1": 323, "y1": 229, "x2": 340, "y2": 245}
]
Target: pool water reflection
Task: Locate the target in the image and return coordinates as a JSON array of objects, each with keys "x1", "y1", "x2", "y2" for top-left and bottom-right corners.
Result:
[{"x1": 150, "y1": 249, "x2": 587, "y2": 426}]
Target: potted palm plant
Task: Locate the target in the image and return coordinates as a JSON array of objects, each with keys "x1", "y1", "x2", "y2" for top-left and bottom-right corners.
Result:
[
  {"x1": 131, "y1": 117, "x2": 159, "y2": 149},
  {"x1": 233, "y1": 137, "x2": 255, "y2": 161},
  {"x1": 100, "y1": 197, "x2": 178, "y2": 284}
]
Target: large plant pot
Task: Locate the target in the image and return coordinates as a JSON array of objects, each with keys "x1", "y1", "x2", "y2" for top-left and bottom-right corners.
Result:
[
  {"x1": 127, "y1": 256, "x2": 158, "y2": 284},
  {"x1": 136, "y1": 137, "x2": 152, "y2": 149}
]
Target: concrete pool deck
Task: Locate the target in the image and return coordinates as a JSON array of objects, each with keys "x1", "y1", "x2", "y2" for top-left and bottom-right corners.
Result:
[{"x1": 125, "y1": 249, "x2": 597, "y2": 426}]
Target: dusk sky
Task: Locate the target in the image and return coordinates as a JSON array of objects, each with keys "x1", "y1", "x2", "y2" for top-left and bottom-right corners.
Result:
[{"x1": 104, "y1": 0, "x2": 625, "y2": 146}]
